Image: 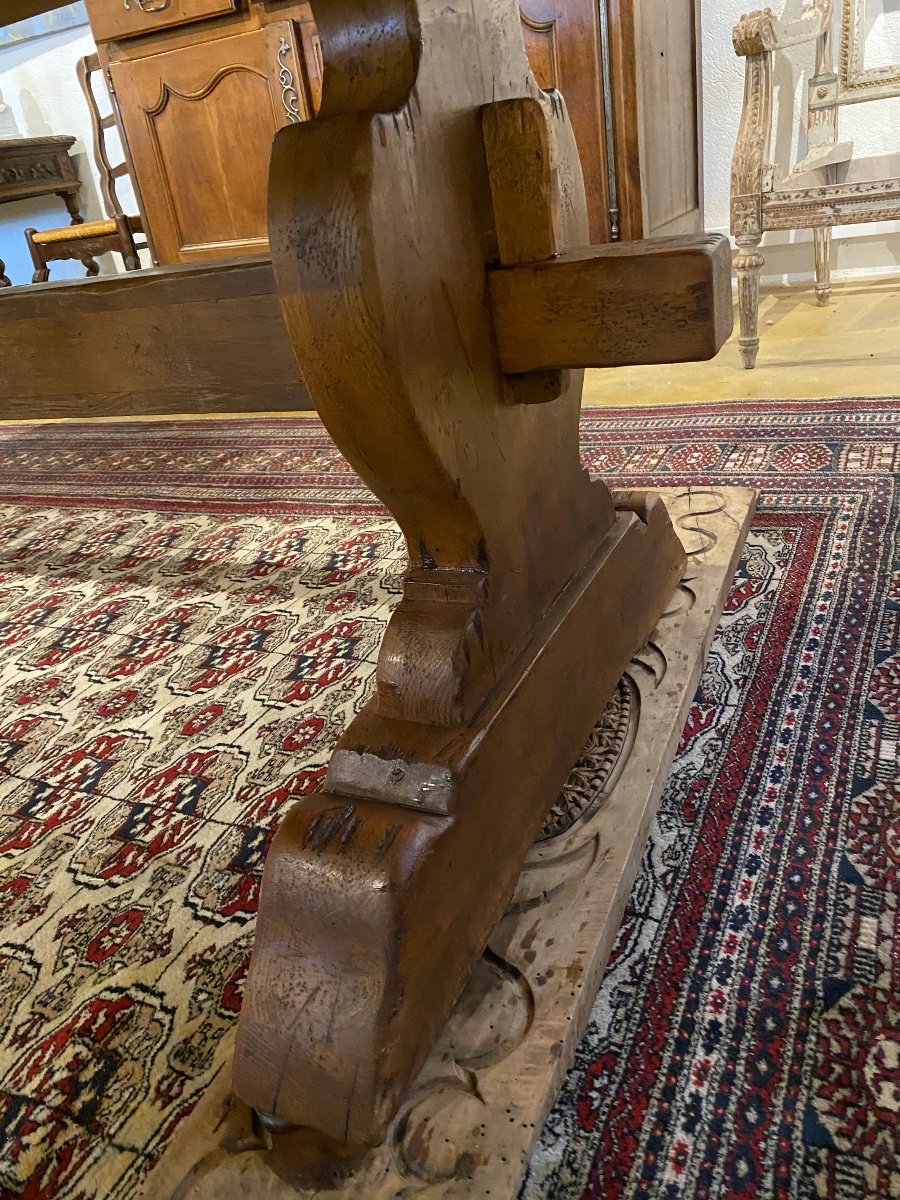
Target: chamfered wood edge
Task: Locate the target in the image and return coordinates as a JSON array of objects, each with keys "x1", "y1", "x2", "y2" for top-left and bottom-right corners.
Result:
[{"x1": 488, "y1": 234, "x2": 734, "y2": 373}]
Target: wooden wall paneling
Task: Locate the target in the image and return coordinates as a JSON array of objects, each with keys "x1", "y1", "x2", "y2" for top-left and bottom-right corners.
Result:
[
  {"x1": 600, "y1": 0, "x2": 704, "y2": 241},
  {"x1": 520, "y1": 0, "x2": 611, "y2": 242},
  {"x1": 604, "y1": 0, "x2": 644, "y2": 241},
  {"x1": 0, "y1": 257, "x2": 310, "y2": 417},
  {"x1": 108, "y1": 20, "x2": 311, "y2": 264}
]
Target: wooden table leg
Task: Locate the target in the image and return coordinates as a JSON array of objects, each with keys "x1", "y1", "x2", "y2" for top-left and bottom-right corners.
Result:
[
  {"x1": 231, "y1": 0, "x2": 733, "y2": 1183},
  {"x1": 58, "y1": 187, "x2": 84, "y2": 225}
]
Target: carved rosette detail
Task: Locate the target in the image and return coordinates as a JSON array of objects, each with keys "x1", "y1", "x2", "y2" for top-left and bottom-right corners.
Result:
[
  {"x1": 731, "y1": 194, "x2": 763, "y2": 237},
  {"x1": 276, "y1": 38, "x2": 302, "y2": 124}
]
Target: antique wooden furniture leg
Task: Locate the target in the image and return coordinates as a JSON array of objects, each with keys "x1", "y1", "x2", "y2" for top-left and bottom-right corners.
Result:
[
  {"x1": 59, "y1": 188, "x2": 85, "y2": 225},
  {"x1": 231, "y1": 0, "x2": 732, "y2": 1182},
  {"x1": 814, "y1": 226, "x2": 832, "y2": 305},
  {"x1": 0, "y1": 259, "x2": 10, "y2": 288},
  {"x1": 25, "y1": 233, "x2": 51, "y2": 284},
  {"x1": 735, "y1": 232, "x2": 765, "y2": 370},
  {"x1": 731, "y1": 13, "x2": 774, "y2": 372}
]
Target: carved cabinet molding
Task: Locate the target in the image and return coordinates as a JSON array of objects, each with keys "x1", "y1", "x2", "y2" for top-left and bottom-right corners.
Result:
[
  {"x1": 108, "y1": 21, "x2": 311, "y2": 263},
  {"x1": 84, "y1": 0, "x2": 699, "y2": 260}
]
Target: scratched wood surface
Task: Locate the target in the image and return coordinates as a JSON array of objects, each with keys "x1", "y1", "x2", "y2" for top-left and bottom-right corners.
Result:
[{"x1": 0, "y1": 258, "x2": 310, "y2": 418}]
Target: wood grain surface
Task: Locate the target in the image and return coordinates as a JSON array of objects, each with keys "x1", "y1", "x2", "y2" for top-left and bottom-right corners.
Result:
[{"x1": 0, "y1": 257, "x2": 310, "y2": 417}]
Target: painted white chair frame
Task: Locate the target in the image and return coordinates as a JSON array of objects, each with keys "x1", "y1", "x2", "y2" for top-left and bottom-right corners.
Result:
[{"x1": 730, "y1": 0, "x2": 900, "y2": 368}]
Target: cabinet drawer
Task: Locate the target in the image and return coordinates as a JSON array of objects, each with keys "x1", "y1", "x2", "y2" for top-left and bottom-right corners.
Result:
[{"x1": 86, "y1": 0, "x2": 238, "y2": 44}]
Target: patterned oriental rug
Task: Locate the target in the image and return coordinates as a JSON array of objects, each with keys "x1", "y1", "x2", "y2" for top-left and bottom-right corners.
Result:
[{"x1": 0, "y1": 399, "x2": 896, "y2": 1200}]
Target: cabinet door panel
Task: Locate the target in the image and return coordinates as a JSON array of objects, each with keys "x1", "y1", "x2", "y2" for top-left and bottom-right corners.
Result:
[
  {"x1": 520, "y1": 0, "x2": 610, "y2": 242},
  {"x1": 110, "y1": 22, "x2": 311, "y2": 263},
  {"x1": 87, "y1": 0, "x2": 237, "y2": 44},
  {"x1": 633, "y1": 0, "x2": 703, "y2": 236}
]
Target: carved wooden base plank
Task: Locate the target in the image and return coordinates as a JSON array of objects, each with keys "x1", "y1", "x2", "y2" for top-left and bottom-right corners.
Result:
[{"x1": 153, "y1": 486, "x2": 756, "y2": 1200}]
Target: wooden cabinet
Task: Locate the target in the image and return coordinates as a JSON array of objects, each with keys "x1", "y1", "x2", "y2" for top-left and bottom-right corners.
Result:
[
  {"x1": 84, "y1": 0, "x2": 700, "y2": 263},
  {"x1": 521, "y1": 0, "x2": 704, "y2": 243},
  {"x1": 108, "y1": 21, "x2": 310, "y2": 263},
  {"x1": 86, "y1": 0, "x2": 319, "y2": 265},
  {"x1": 519, "y1": 0, "x2": 611, "y2": 244},
  {"x1": 88, "y1": 0, "x2": 238, "y2": 44}
]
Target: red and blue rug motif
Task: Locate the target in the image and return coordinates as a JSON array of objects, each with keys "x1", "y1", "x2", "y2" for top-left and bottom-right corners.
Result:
[{"x1": 0, "y1": 399, "x2": 896, "y2": 1199}]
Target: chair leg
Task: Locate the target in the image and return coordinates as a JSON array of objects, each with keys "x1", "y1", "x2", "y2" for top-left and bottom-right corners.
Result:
[
  {"x1": 0, "y1": 258, "x2": 10, "y2": 287},
  {"x1": 81, "y1": 256, "x2": 101, "y2": 277},
  {"x1": 814, "y1": 227, "x2": 832, "y2": 306},
  {"x1": 24, "y1": 228, "x2": 50, "y2": 284},
  {"x1": 114, "y1": 215, "x2": 143, "y2": 272},
  {"x1": 734, "y1": 233, "x2": 765, "y2": 370}
]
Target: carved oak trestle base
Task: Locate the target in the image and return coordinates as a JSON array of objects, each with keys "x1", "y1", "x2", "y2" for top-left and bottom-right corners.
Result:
[
  {"x1": 226, "y1": 0, "x2": 733, "y2": 1181},
  {"x1": 151, "y1": 487, "x2": 756, "y2": 1200}
]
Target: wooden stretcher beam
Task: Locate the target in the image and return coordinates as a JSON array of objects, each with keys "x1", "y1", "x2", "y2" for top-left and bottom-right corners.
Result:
[
  {"x1": 489, "y1": 234, "x2": 732, "y2": 373},
  {"x1": 0, "y1": 257, "x2": 311, "y2": 419}
]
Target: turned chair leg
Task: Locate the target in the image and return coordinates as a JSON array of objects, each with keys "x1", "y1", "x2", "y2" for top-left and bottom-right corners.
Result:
[
  {"x1": 735, "y1": 233, "x2": 765, "y2": 370},
  {"x1": 0, "y1": 258, "x2": 10, "y2": 287},
  {"x1": 814, "y1": 227, "x2": 832, "y2": 306}
]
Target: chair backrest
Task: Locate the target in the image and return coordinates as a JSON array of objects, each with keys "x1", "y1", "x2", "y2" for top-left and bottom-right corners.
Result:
[
  {"x1": 839, "y1": 0, "x2": 900, "y2": 103},
  {"x1": 788, "y1": 0, "x2": 900, "y2": 178},
  {"x1": 77, "y1": 53, "x2": 130, "y2": 219}
]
